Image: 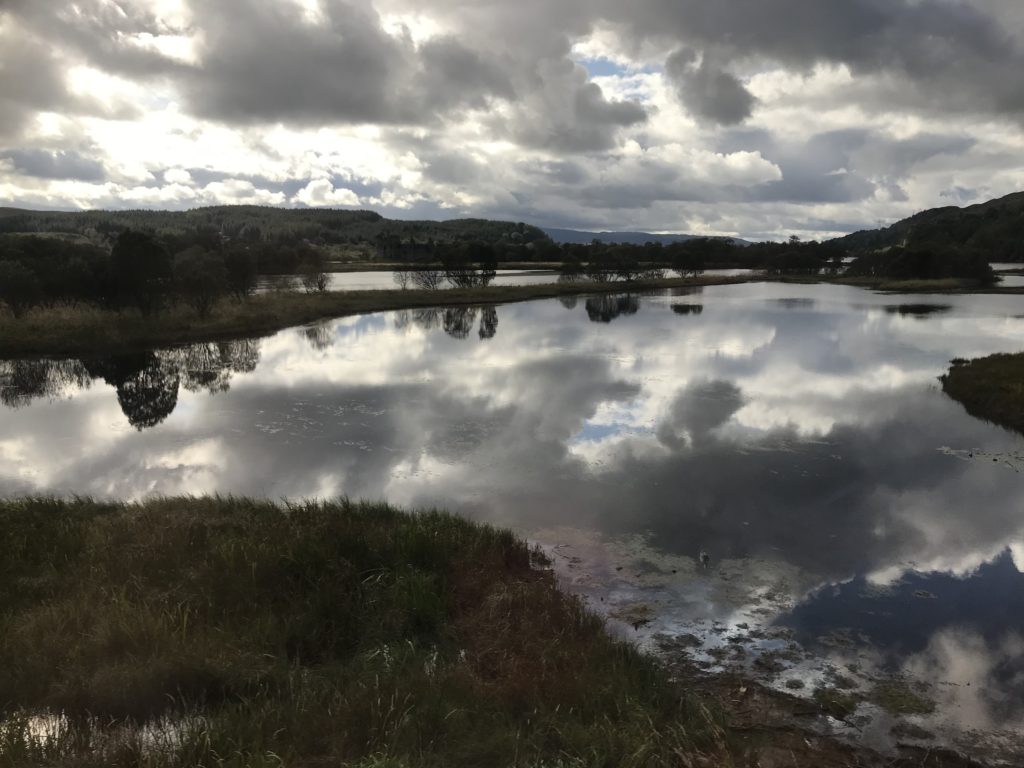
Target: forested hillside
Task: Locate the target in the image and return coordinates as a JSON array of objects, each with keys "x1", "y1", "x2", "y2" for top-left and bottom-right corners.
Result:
[
  {"x1": 833, "y1": 191, "x2": 1024, "y2": 260},
  {"x1": 0, "y1": 206, "x2": 550, "y2": 256}
]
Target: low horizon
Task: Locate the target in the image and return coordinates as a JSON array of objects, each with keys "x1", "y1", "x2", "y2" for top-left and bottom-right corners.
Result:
[{"x1": 7, "y1": 189, "x2": 1018, "y2": 244}]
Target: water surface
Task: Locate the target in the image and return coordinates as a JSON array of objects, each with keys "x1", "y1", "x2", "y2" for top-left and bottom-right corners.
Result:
[
  {"x1": 2, "y1": 282, "x2": 1024, "y2": 761},
  {"x1": 256, "y1": 268, "x2": 757, "y2": 293}
]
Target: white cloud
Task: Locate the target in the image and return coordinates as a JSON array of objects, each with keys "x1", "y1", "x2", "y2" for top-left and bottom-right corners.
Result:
[{"x1": 293, "y1": 179, "x2": 361, "y2": 207}]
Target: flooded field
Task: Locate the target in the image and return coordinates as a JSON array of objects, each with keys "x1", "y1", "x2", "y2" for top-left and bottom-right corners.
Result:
[{"x1": 3, "y1": 282, "x2": 1024, "y2": 762}]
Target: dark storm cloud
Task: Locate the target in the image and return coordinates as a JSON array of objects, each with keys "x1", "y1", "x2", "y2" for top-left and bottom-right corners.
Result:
[
  {"x1": 616, "y1": 0, "x2": 1024, "y2": 119},
  {"x1": 2, "y1": 149, "x2": 106, "y2": 181},
  {"x1": 665, "y1": 49, "x2": 757, "y2": 125},
  {"x1": 181, "y1": 0, "x2": 426, "y2": 124}
]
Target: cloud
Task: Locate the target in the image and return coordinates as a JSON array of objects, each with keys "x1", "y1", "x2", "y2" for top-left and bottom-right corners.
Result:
[
  {"x1": 293, "y1": 179, "x2": 361, "y2": 207},
  {"x1": 665, "y1": 49, "x2": 756, "y2": 125},
  {"x1": 618, "y1": 0, "x2": 1024, "y2": 119},
  {"x1": 1, "y1": 149, "x2": 106, "y2": 181},
  {"x1": 177, "y1": 0, "x2": 517, "y2": 127}
]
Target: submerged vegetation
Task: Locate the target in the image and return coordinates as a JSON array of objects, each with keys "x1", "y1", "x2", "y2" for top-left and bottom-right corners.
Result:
[
  {"x1": 0, "y1": 497, "x2": 731, "y2": 768},
  {"x1": 941, "y1": 352, "x2": 1024, "y2": 436}
]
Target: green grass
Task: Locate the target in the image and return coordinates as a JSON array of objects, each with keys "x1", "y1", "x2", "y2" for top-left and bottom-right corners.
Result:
[
  {"x1": 0, "y1": 276, "x2": 743, "y2": 358},
  {"x1": 941, "y1": 352, "x2": 1024, "y2": 435},
  {"x1": 0, "y1": 497, "x2": 732, "y2": 768}
]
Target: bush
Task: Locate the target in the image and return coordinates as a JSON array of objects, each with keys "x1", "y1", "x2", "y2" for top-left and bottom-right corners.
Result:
[
  {"x1": 0, "y1": 260, "x2": 41, "y2": 317},
  {"x1": 173, "y1": 247, "x2": 229, "y2": 317},
  {"x1": 111, "y1": 230, "x2": 173, "y2": 314}
]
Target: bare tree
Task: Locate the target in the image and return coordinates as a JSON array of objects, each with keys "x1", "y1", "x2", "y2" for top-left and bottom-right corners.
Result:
[
  {"x1": 393, "y1": 269, "x2": 412, "y2": 290},
  {"x1": 411, "y1": 270, "x2": 445, "y2": 290}
]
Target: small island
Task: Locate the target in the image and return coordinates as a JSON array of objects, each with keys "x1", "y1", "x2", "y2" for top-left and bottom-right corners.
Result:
[{"x1": 942, "y1": 352, "x2": 1024, "y2": 436}]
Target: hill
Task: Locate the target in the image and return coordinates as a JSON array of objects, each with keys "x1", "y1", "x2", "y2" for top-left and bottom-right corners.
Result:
[
  {"x1": 832, "y1": 191, "x2": 1024, "y2": 260},
  {"x1": 0, "y1": 206, "x2": 550, "y2": 251},
  {"x1": 542, "y1": 227, "x2": 748, "y2": 246}
]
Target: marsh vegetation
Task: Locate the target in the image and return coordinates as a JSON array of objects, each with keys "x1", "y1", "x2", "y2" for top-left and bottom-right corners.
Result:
[{"x1": 0, "y1": 497, "x2": 730, "y2": 768}]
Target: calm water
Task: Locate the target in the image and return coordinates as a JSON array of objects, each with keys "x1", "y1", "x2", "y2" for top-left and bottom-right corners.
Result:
[
  {"x1": 256, "y1": 268, "x2": 757, "y2": 293},
  {"x1": 256, "y1": 269, "x2": 561, "y2": 293},
  {"x1": 2, "y1": 282, "x2": 1024, "y2": 760}
]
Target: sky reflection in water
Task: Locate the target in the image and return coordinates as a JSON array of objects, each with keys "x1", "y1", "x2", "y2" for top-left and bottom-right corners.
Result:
[{"x1": 3, "y1": 282, "x2": 1024, "y2": 755}]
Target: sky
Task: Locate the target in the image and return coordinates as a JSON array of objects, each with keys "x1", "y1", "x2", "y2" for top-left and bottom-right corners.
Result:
[{"x1": 0, "y1": 0, "x2": 1023, "y2": 240}]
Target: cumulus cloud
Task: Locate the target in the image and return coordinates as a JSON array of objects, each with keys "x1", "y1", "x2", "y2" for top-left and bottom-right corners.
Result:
[
  {"x1": 293, "y1": 179, "x2": 361, "y2": 207},
  {"x1": 179, "y1": 0, "x2": 511, "y2": 126}
]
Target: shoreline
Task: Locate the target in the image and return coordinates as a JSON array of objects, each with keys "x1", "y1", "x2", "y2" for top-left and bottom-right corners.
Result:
[
  {"x1": 3, "y1": 274, "x2": 1024, "y2": 359},
  {"x1": 0, "y1": 275, "x2": 745, "y2": 358}
]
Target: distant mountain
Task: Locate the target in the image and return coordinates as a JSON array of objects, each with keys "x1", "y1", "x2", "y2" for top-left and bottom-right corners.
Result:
[
  {"x1": 832, "y1": 191, "x2": 1024, "y2": 260},
  {"x1": 542, "y1": 227, "x2": 748, "y2": 246}
]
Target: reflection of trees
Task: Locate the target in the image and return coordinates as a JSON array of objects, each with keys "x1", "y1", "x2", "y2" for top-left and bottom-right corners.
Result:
[
  {"x1": 393, "y1": 310, "x2": 412, "y2": 332},
  {"x1": 585, "y1": 295, "x2": 639, "y2": 323},
  {"x1": 443, "y1": 307, "x2": 478, "y2": 340},
  {"x1": 394, "y1": 306, "x2": 498, "y2": 339},
  {"x1": 84, "y1": 353, "x2": 180, "y2": 430},
  {"x1": 884, "y1": 304, "x2": 952, "y2": 318},
  {"x1": 671, "y1": 303, "x2": 704, "y2": 316},
  {"x1": 558, "y1": 296, "x2": 578, "y2": 310},
  {"x1": 1, "y1": 339, "x2": 262, "y2": 430},
  {"x1": 478, "y1": 307, "x2": 498, "y2": 340},
  {"x1": 165, "y1": 340, "x2": 262, "y2": 393},
  {"x1": 0, "y1": 359, "x2": 92, "y2": 408},
  {"x1": 411, "y1": 308, "x2": 442, "y2": 331},
  {"x1": 302, "y1": 323, "x2": 334, "y2": 351}
]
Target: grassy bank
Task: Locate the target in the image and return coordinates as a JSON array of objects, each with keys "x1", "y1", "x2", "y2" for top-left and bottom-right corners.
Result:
[
  {"x1": 941, "y1": 352, "x2": 1024, "y2": 435},
  {"x1": 0, "y1": 276, "x2": 741, "y2": 358},
  {"x1": 0, "y1": 497, "x2": 732, "y2": 768}
]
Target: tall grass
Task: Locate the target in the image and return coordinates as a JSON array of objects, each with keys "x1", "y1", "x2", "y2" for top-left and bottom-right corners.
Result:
[{"x1": 0, "y1": 497, "x2": 732, "y2": 767}]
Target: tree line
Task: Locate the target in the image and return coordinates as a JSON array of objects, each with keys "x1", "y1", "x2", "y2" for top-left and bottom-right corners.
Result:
[
  {"x1": 0, "y1": 206, "x2": 549, "y2": 259},
  {"x1": 0, "y1": 231, "x2": 274, "y2": 318},
  {"x1": 549, "y1": 236, "x2": 847, "y2": 281}
]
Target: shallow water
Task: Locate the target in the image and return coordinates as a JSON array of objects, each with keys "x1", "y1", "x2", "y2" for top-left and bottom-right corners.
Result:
[
  {"x1": 256, "y1": 268, "x2": 562, "y2": 293},
  {"x1": 2, "y1": 282, "x2": 1024, "y2": 761},
  {"x1": 256, "y1": 267, "x2": 757, "y2": 293}
]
